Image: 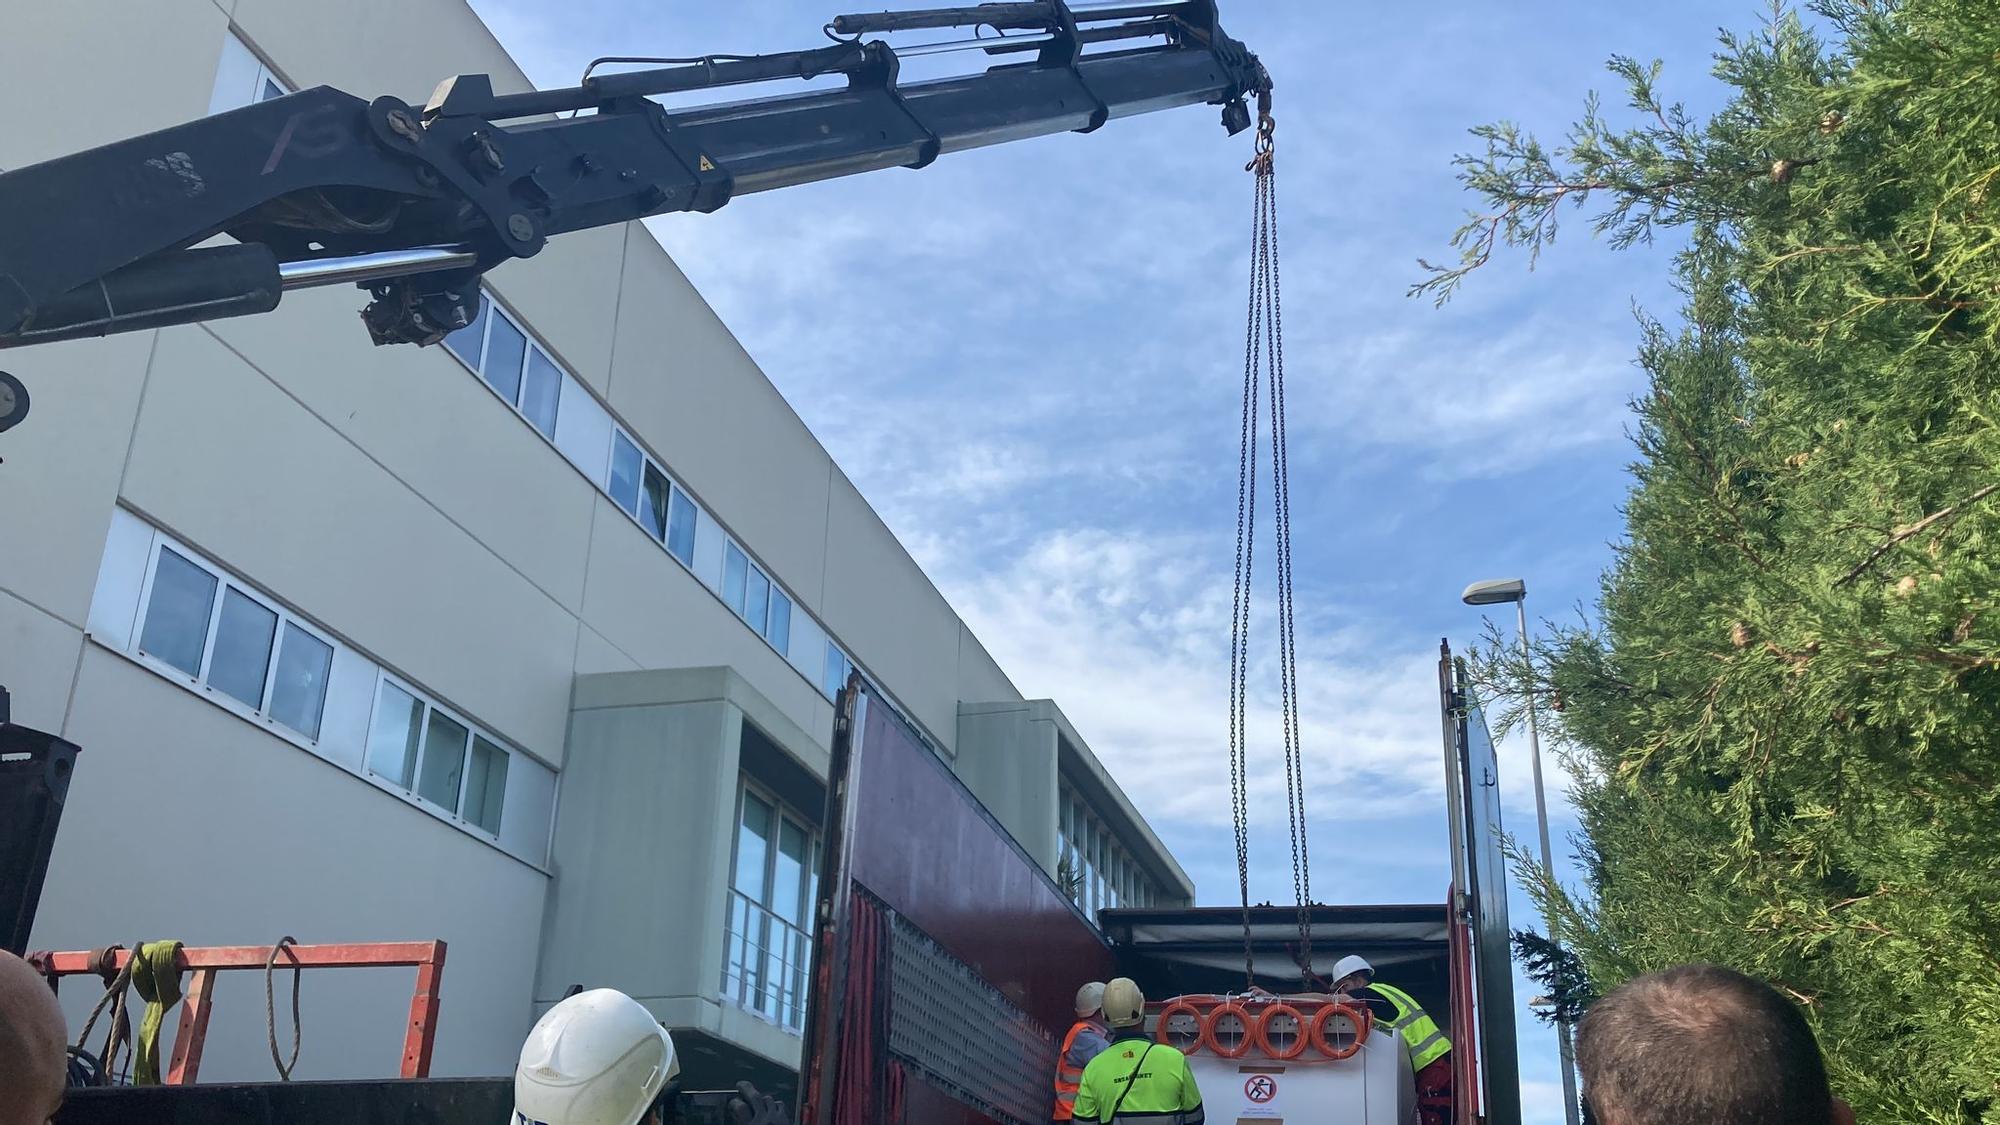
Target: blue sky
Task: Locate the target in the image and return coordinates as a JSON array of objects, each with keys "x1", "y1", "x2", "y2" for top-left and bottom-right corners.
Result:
[{"x1": 469, "y1": 2, "x2": 1750, "y2": 1119}]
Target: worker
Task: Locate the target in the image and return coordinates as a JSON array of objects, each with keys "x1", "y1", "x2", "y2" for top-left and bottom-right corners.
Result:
[
  {"x1": 513, "y1": 988, "x2": 681, "y2": 1125},
  {"x1": 1, "y1": 950, "x2": 68, "y2": 1125},
  {"x1": 1330, "y1": 955, "x2": 1451, "y2": 1125},
  {"x1": 1576, "y1": 964, "x2": 1857, "y2": 1125},
  {"x1": 513, "y1": 988, "x2": 786, "y2": 1125},
  {"x1": 1070, "y1": 978, "x2": 1204, "y2": 1125},
  {"x1": 1053, "y1": 981, "x2": 1111, "y2": 1123}
]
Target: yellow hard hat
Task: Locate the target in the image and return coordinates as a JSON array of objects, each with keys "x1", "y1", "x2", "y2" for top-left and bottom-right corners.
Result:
[{"x1": 1102, "y1": 978, "x2": 1146, "y2": 1029}]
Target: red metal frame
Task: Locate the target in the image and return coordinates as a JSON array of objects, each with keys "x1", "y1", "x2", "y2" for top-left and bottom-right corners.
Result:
[
  {"x1": 30, "y1": 940, "x2": 446, "y2": 1083},
  {"x1": 1446, "y1": 896, "x2": 1482, "y2": 1125}
]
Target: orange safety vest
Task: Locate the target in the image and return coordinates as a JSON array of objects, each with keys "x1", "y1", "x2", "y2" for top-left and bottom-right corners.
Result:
[{"x1": 1053, "y1": 1017, "x2": 1110, "y2": 1121}]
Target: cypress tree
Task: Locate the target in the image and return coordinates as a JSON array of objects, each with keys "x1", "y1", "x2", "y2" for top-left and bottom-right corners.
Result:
[{"x1": 1428, "y1": 4, "x2": 2000, "y2": 1119}]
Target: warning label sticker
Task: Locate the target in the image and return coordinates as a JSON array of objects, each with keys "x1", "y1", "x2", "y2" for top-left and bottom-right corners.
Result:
[{"x1": 1245, "y1": 1074, "x2": 1279, "y2": 1104}]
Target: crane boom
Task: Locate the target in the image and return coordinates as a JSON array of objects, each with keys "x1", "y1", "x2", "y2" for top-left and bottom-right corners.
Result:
[{"x1": 0, "y1": 0, "x2": 1267, "y2": 351}]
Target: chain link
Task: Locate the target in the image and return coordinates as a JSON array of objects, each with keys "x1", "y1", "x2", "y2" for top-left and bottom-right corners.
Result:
[
  {"x1": 1263, "y1": 155, "x2": 1313, "y2": 980},
  {"x1": 1230, "y1": 109, "x2": 1311, "y2": 990},
  {"x1": 1229, "y1": 145, "x2": 1264, "y2": 991}
]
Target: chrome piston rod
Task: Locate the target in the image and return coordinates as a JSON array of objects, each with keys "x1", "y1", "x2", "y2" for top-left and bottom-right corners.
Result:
[{"x1": 278, "y1": 246, "x2": 480, "y2": 291}]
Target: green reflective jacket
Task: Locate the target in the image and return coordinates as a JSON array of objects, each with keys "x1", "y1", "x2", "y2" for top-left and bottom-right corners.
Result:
[
  {"x1": 1071, "y1": 1035, "x2": 1205, "y2": 1125},
  {"x1": 1369, "y1": 982, "x2": 1452, "y2": 1070}
]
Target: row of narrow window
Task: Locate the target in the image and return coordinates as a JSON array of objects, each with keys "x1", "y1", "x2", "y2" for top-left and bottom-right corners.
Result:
[{"x1": 107, "y1": 515, "x2": 540, "y2": 847}]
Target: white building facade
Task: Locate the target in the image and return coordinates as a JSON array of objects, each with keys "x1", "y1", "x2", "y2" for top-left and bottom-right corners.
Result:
[{"x1": 0, "y1": 0, "x2": 1191, "y2": 1091}]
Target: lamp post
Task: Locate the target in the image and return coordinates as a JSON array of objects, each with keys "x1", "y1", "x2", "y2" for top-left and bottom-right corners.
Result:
[{"x1": 1461, "y1": 577, "x2": 1581, "y2": 1125}]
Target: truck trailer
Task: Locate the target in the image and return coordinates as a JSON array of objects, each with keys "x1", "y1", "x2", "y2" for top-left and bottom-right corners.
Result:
[{"x1": 9, "y1": 642, "x2": 1521, "y2": 1125}]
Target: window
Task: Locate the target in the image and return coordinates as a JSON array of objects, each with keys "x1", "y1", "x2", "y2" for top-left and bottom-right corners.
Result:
[
  {"x1": 93, "y1": 511, "x2": 554, "y2": 863},
  {"x1": 484, "y1": 312, "x2": 527, "y2": 405},
  {"x1": 365, "y1": 675, "x2": 515, "y2": 837},
  {"x1": 443, "y1": 293, "x2": 568, "y2": 446},
  {"x1": 745, "y1": 569, "x2": 771, "y2": 634},
  {"x1": 821, "y1": 642, "x2": 851, "y2": 702},
  {"x1": 134, "y1": 543, "x2": 332, "y2": 741},
  {"x1": 768, "y1": 592, "x2": 793, "y2": 656},
  {"x1": 417, "y1": 709, "x2": 469, "y2": 812},
  {"x1": 665, "y1": 487, "x2": 697, "y2": 566},
  {"x1": 443, "y1": 297, "x2": 489, "y2": 369},
  {"x1": 208, "y1": 31, "x2": 290, "y2": 117},
  {"x1": 270, "y1": 624, "x2": 334, "y2": 739},
  {"x1": 365, "y1": 681, "x2": 423, "y2": 789},
  {"x1": 210, "y1": 589, "x2": 278, "y2": 709},
  {"x1": 609, "y1": 432, "x2": 643, "y2": 516},
  {"x1": 138, "y1": 548, "x2": 216, "y2": 677},
  {"x1": 721, "y1": 541, "x2": 793, "y2": 648},
  {"x1": 599, "y1": 430, "x2": 800, "y2": 662},
  {"x1": 640, "y1": 465, "x2": 672, "y2": 542},
  {"x1": 522, "y1": 351, "x2": 562, "y2": 439},
  {"x1": 1057, "y1": 782, "x2": 1161, "y2": 923},
  {"x1": 465, "y1": 736, "x2": 510, "y2": 835},
  {"x1": 723, "y1": 781, "x2": 819, "y2": 1032},
  {"x1": 723, "y1": 543, "x2": 749, "y2": 614}
]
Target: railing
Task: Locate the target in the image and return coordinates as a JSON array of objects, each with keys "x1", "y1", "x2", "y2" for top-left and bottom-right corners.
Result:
[
  {"x1": 29, "y1": 940, "x2": 446, "y2": 1083},
  {"x1": 722, "y1": 889, "x2": 812, "y2": 1032}
]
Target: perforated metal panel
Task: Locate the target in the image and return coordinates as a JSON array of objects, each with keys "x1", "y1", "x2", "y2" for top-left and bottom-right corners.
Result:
[{"x1": 886, "y1": 908, "x2": 1055, "y2": 1125}]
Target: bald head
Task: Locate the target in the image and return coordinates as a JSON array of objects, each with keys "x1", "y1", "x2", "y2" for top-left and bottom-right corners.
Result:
[{"x1": 0, "y1": 952, "x2": 66, "y2": 1125}]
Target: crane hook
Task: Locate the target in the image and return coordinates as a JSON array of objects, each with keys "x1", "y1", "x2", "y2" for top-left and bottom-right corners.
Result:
[{"x1": 1246, "y1": 89, "x2": 1275, "y2": 175}]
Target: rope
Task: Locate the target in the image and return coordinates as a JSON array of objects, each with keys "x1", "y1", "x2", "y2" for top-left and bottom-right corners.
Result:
[
  {"x1": 72, "y1": 946, "x2": 133, "y2": 1086},
  {"x1": 1230, "y1": 96, "x2": 1315, "y2": 989},
  {"x1": 129, "y1": 941, "x2": 184, "y2": 1085},
  {"x1": 266, "y1": 936, "x2": 302, "y2": 1081}
]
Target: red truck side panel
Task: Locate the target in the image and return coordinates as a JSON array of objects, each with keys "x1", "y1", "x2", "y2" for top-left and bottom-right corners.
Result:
[
  {"x1": 847, "y1": 698, "x2": 1120, "y2": 1035},
  {"x1": 807, "y1": 689, "x2": 1118, "y2": 1125}
]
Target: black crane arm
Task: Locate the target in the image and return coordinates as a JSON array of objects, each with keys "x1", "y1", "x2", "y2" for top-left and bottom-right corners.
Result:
[{"x1": 0, "y1": 0, "x2": 1268, "y2": 352}]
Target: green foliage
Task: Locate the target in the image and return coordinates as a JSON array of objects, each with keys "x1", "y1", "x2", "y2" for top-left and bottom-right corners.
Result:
[
  {"x1": 1058, "y1": 852, "x2": 1085, "y2": 904},
  {"x1": 1513, "y1": 928, "x2": 1596, "y2": 1026},
  {"x1": 1434, "y1": 2, "x2": 2000, "y2": 1120}
]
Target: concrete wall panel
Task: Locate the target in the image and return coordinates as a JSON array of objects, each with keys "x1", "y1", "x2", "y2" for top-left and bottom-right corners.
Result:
[
  {"x1": 121, "y1": 326, "x2": 577, "y2": 760},
  {"x1": 580, "y1": 501, "x2": 830, "y2": 743},
  {"x1": 574, "y1": 623, "x2": 642, "y2": 678},
  {"x1": 954, "y1": 702, "x2": 1058, "y2": 876},
  {"x1": 955, "y1": 626, "x2": 1019, "y2": 711},
  {"x1": 230, "y1": 0, "x2": 530, "y2": 105},
  {"x1": 0, "y1": 0, "x2": 224, "y2": 168},
  {"x1": 0, "y1": 333, "x2": 158, "y2": 628},
  {"x1": 820, "y1": 471, "x2": 961, "y2": 748},
  {"x1": 0, "y1": 600, "x2": 83, "y2": 734},
  {"x1": 205, "y1": 290, "x2": 599, "y2": 613},
  {"x1": 538, "y1": 696, "x2": 735, "y2": 1005},
  {"x1": 487, "y1": 226, "x2": 630, "y2": 397},
  {"x1": 607, "y1": 232, "x2": 832, "y2": 609},
  {"x1": 37, "y1": 652, "x2": 547, "y2": 1080}
]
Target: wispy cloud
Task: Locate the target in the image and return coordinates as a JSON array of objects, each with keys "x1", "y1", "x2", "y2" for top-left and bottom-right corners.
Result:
[{"x1": 468, "y1": 0, "x2": 1744, "y2": 1092}]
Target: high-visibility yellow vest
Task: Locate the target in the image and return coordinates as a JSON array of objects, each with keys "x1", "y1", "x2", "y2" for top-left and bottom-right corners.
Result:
[
  {"x1": 1368, "y1": 983, "x2": 1452, "y2": 1071},
  {"x1": 1054, "y1": 1018, "x2": 1110, "y2": 1121},
  {"x1": 1071, "y1": 1035, "x2": 1206, "y2": 1125}
]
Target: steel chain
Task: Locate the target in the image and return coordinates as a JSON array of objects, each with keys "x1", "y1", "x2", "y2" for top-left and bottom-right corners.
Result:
[{"x1": 1231, "y1": 108, "x2": 1313, "y2": 989}]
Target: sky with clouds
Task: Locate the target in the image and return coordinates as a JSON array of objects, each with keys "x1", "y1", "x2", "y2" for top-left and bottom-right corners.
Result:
[{"x1": 468, "y1": 1, "x2": 1752, "y2": 1119}]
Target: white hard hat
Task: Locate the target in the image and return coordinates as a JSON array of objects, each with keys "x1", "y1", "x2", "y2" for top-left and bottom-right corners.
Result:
[
  {"x1": 1331, "y1": 955, "x2": 1374, "y2": 984},
  {"x1": 1102, "y1": 978, "x2": 1146, "y2": 1029},
  {"x1": 514, "y1": 989, "x2": 680, "y2": 1125},
  {"x1": 1075, "y1": 981, "x2": 1107, "y2": 1017}
]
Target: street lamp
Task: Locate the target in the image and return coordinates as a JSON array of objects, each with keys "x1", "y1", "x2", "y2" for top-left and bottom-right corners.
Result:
[{"x1": 1460, "y1": 576, "x2": 1582, "y2": 1125}]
